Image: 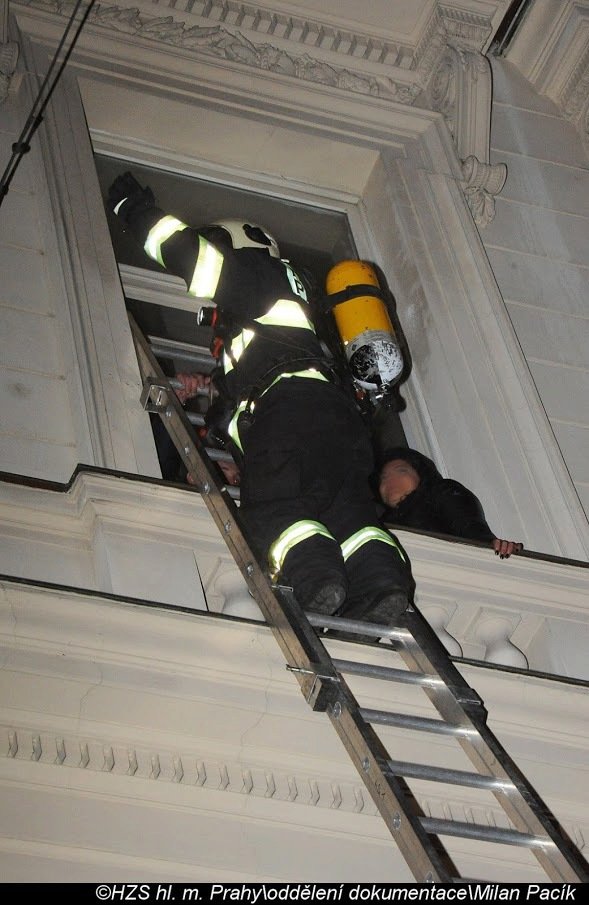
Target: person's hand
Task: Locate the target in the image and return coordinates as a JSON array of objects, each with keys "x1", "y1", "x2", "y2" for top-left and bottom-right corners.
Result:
[
  {"x1": 174, "y1": 372, "x2": 210, "y2": 404},
  {"x1": 493, "y1": 538, "x2": 523, "y2": 559},
  {"x1": 107, "y1": 171, "x2": 153, "y2": 216}
]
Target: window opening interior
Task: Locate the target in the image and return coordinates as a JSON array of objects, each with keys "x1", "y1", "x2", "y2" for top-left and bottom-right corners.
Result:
[{"x1": 95, "y1": 155, "x2": 407, "y2": 486}]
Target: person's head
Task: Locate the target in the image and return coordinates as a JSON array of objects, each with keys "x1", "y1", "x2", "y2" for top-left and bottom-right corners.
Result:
[
  {"x1": 379, "y1": 458, "x2": 420, "y2": 508},
  {"x1": 203, "y1": 219, "x2": 280, "y2": 258},
  {"x1": 376, "y1": 446, "x2": 442, "y2": 508}
]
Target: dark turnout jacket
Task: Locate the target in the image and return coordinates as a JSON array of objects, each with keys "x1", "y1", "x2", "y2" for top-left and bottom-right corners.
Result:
[{"x1": 377, "y1": 447, "x2": 496, "y2": 545}]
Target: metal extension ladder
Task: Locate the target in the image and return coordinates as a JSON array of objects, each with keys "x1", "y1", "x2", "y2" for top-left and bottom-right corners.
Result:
[{"x1": 130, "y1": 313, "x2": 589, "y2": 884}]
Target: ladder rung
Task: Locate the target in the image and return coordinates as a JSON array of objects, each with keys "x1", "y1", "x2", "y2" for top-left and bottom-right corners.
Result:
[
  {"x1": 385, "y1": 759, "x2": 516, "y2": 791},
  {"x1": 307, "y1": 612, "x2": 412, "y2": 642},
  {"x1": 421, "y1": 817, "x2": 552, "y2": 849},
  {"x1": 201, "y1": 447, "x2": 235, "y2": 463},
  {"x1": 148, "y1": 335, "x2": 214, "y2": 368},
  {"x1": 333, "y1": 658, "x2": 442, "y2": 688},
  {"x1": 360, "y1": 707, "x2": 475, "y2": 737},
  {"x1": 169, "y1": 378, "x2": 210, "y2": 397}
]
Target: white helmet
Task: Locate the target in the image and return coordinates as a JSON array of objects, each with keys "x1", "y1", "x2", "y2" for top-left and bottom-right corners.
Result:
[{"x1": 211, "y1": 219, "x2": 280, "y2": 258}]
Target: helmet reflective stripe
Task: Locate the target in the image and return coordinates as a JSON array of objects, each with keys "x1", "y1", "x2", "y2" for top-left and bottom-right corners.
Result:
[
  {"x1": 211, "y1": 219, "x2": 280, "y2": 258},
  {"x1": 144, "y1": 215, "x2": 187, "y2": 266},
  {"x1": 341, "y1": 526, "x2": 406, "y2": 563},
  {"x1": 188, "y1": 236, "x2": 224, "y2": 298},
  {"x1": 113, "y1": 198, "x2": 127, "y2": 215},
  {"x1": 269, "y1": 520, "x2": 335, "y2": 575}
]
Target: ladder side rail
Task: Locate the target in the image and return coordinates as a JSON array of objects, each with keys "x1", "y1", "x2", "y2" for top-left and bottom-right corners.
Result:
[
  {"x1": 326, "y1": 681, "x2": 458, "y2": 881},
  {"x1": 401, "y1": 606, "x2": 589, "y2": 882}
]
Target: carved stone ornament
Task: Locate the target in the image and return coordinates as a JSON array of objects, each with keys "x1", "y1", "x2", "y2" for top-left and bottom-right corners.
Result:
[
  {"x1": 562, "y1": 52, "x2": 589, "y2": 155},
  {"x1": 1, "y1": 0, "x2": 19, "y2": 105},
  {"x1": 0, "y1": 40, "x2": 18, "y2": 102},
  {"x1": 428, "y1": 44, "x2": 508, "y2": 227},
  {"x1": 461, "y1": 154, "x2": 507, "y2": 228},
  {"x1": 15, "y1": 0, "x2": 421, "y2": 105}
]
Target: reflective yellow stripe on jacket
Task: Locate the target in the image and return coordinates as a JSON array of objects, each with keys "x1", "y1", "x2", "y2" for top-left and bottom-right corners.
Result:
[
  {"x1": 223, "y1": 298, "x2": 315, "y2": 375},
  {"x1": 143, "y1": 217, "x2": 224, "y2": 298}
]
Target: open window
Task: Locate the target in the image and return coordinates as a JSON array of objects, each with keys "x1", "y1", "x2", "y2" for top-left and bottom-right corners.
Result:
[{"x1": 95, "y1": 155, "x2": 407, "y2": 487}]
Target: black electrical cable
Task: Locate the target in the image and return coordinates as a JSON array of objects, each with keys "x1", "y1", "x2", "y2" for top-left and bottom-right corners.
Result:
[
  {"x1": 0, "y1": 0, "x2": 96, "y2": 208},
  {"x1": 488, "y1": 0, "x2": 534, "y2": 57}
]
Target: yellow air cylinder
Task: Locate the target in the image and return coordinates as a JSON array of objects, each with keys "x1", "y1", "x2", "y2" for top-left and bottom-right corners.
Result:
[{"x1": 325, "y1": 260, "x2": 403, "y2": 392}]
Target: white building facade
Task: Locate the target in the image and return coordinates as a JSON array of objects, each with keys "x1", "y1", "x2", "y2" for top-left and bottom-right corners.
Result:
[{"x1": 0, "y1": 0, "x2": 588, "y2": 883}]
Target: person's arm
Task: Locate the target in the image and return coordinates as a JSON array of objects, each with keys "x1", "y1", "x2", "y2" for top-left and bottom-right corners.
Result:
[
  {"x1": 108, "y1": 172, "x2": 220, "y2": 297},
  {"x1": 436, "y1": 481, "x2": 523, "y2": 557}
]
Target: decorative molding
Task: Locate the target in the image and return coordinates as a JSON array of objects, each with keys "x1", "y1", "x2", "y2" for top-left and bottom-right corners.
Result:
[
  {"x1": 0, "y1": 714, "x2": 583, "y2": 841},
  {"x1": 427, "y1": 43, "x2": 507, "y2": 225},
  {"x1": 561, "y1": 47, "x2": 589, "y2": 154},
  {"x1": 0, "y1": 724, "x2": 381, "y2": 816},
  {"x1": 503, "y1": 0, "x2": 589, "y2": 149},
  {"x1": 1, "y1": 0, "x2": 19, "y2": 102},
  {"x1": 14, "y1": 0, "x2": 422, "y2": 105},
  {"x1": 9, "y1": 0, "x2": 501, "y2": 109},
  {"x1": 1, "y1": 571, "x2": 588, "y2": 878},
  {"x1": 460, "y1": 154, "x2": 507, "y2": 228},
  {"x1": 150, "y1": 0, "x2": 417, "y2": 69},
  {"x1": 2, "y1": 469, "x2": 589, "y2": 675},
  {"x1": 414, "y1": 3, "x2": 494, "y2": 81},
  {"x1": 0, "y1": 39, "x2": 18, "y2": 103}
]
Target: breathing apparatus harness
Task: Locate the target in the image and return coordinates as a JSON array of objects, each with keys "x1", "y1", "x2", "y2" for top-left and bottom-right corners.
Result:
[{"x1": 199, "y1": 302, "x2": 341, "y2": 454}]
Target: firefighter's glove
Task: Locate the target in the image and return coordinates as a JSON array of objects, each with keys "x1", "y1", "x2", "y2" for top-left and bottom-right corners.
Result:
[{"x1": 107, "y1": 171, "x2": 155, "y2": 223}]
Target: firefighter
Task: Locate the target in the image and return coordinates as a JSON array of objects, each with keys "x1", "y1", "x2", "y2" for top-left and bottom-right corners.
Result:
[{"x1": 108, "y1": 172, "x2": 412, "y2": 626}]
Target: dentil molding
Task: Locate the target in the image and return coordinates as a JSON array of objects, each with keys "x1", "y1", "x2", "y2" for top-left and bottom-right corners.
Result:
[
  {"x1": 1, "y1": 578, "x2": 587, "y2": 852},
  {"x1": 11, "y1": 0, "x2": 500, "y2": 106},
  {"x1": 10, "y1": 0, "x2": 508, "y2": 217}
]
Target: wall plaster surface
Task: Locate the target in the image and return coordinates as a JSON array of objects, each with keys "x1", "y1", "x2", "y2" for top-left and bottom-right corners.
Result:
[{"x1": 1, "y1": 572, "x2": 587, "y2": 882}]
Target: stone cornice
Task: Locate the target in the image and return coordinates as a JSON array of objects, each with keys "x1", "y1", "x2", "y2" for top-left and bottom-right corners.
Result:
[
  {"x1": 11, "y1": 0, "x2": 500, "y2": 106},
  {"x1": 1, "y1": 577, "x2": 588, "y2": 847},
  {"x1": 414, "y1": 2, "x2": 495, "y2": 78},
  {"x1": 10, "y1": 0, "x2": 505, "y2": 216},
  {"x1": 13, "y1": 0, "x2": 420, "y2": 105},
  {"x1": 1, "y1": 469, "x2": 589, "y2": 677}
]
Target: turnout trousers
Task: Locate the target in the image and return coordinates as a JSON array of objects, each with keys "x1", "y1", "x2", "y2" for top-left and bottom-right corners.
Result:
[{"x1": 237, "y1": 376, "x2": 411, "y2": 612}]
